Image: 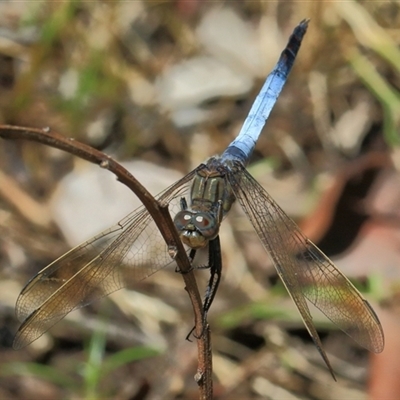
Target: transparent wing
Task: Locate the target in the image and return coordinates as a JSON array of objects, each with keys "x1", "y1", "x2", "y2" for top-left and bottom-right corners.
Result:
[
  {"x1": 13, "y1": 169, "x2": 196, "y2": 349},
  {"x1": 227, "y1": 164, "x2": 384, "y2": 359}
]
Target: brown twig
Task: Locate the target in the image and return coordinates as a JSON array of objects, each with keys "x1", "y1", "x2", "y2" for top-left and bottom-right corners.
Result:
[{"x1": 0, "y1": 124, "x2": 213, "y2": 399}]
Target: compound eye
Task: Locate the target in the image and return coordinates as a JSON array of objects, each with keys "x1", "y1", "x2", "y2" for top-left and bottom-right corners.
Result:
[
  {"x1": 174, "y1": 211, "x2": 192, "y2": 229},
  {"x1": 194, "y1": 214, "x2": 211, "y2": 229},
  {"x1": 193, "y1": 214, "x2": 218, "y2": 238},
  {"x1": 194, "y1": 214, "x2": 215, "y2": 231}
]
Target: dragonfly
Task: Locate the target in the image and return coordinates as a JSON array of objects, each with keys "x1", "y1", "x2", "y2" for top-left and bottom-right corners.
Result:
[{"x1": 13, "y1": 20, "x2": 384, "y2": 378}]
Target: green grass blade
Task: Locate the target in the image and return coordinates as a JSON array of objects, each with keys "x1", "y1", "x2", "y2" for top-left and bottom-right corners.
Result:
[
  {"x1": 1, "y1": 362, "x2": 76, "y2": 388},
  {"x1": 99, "y1": 346, "x2": 161, "y2": 379}
]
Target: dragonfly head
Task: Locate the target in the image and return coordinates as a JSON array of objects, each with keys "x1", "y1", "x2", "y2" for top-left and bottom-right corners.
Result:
[{"x1": 174, "y1": 211, "x2": 219, "y2": 249}]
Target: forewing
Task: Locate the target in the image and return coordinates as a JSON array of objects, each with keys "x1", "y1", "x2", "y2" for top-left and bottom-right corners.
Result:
[
  {"x1": 14, "y1": 170, "x2": 196, "y2": 349},
  {"x1": 227, "y1": 165, "x2": 384, "y2": 354}
]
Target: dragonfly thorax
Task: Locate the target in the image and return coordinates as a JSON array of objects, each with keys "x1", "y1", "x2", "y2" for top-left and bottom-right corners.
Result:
[{"x1": 173, "y1": 158, "x2": 236, "y2": 249}]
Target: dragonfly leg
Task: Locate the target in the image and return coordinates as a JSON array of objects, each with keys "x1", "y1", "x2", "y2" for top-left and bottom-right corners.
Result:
[
  {"x1": 175, "y1": 248, "x2": 196, "y2": 274},
  {"x1": 200, "y1": 235, "x2": 222, "y2": 325},
  {"x1": 180, "y1": 197, "x2": 188, "y2": 211},
  {"x1": 186, "y1": 235, "x2": 222, "y2": 340}
]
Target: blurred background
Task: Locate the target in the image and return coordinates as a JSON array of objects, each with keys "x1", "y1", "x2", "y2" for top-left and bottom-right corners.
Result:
[{"x1": 0, "y1": 1, "x2": 400, "y2": 399}]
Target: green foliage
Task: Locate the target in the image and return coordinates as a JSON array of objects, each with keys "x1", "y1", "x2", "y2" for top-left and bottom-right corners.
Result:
[
  {"x1": 339, "y1": 1, "x2": 400, "y2": 146},
  {"x1": 1, "y1": 362, "x2": 76, "y2": 389},
  {"x1": 1, "y1": 324, "x2": 160, "y2": 399}
]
